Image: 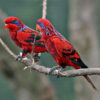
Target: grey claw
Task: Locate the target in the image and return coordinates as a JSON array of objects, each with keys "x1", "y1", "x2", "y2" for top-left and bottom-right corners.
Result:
[
  {"x1": 16, "y1": 55, "x2": 22, "y2": 61},
  {"x1": 56, "y1": 68, "x2": 65, "y2": 78},
  {"x1": 48, "y1": 66, "x2": 59, "y2": 74},
  {"x1": 49, "y1": 67, "x2": 64, "y2": 78},
  {"x1": 33, "y1": 54, "x2": 40, "y2": 62}
]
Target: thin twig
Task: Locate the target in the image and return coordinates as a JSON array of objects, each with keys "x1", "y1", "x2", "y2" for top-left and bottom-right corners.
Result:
[
  {"x1": 42, "y1": 0, "x2": 47, "y2": 19},
  {"x1": 0, "y1": 38, "x2": 16, "y2": 58}
]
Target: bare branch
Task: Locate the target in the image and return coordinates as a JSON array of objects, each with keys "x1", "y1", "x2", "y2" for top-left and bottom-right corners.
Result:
[
  {"x1": 58, "y1": 68, "x2": 100, "y2": 77},
  {"x1": 26, "y1": 64, "x2": 100, "y2": 77},
  {"x1": 0, "y1": 38, "x2": 100, "y2": 77},
  {"x1": 0, "y1": 38, "x2": 16, "y2": 58},
  {"x1": 42, "y1": 0, "x2": 47, "y2": 19}
]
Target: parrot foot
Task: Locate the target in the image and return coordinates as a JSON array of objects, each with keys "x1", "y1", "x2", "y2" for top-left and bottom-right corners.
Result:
[
  {"x1": 16, "y1": 55, "x2": 22, "y2": 61},
  {"x1": 56, "y1": 68, "x2": 64, "y2": 78},
  {"x1": 48, "y1": 66, "x2": 64, "y2": 78},
  {"x1": 48, "y1": 66, "x2": 65, "y2": 78},
  {"x1": 33, "y1": 53, "x2": 41, "y2": 62},
  {"x1": 16, "y1": 52, "x2": 23, "y2": 61},
  {"x1": 16, "y1": 52, "x2": 28, "y2": 61},
  {"x1": 48, "y1": 66, "x2": 60, "y2": 75}
]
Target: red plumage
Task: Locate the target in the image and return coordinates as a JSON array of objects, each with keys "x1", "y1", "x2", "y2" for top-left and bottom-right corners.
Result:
[
  {"x1": 4, "y1": 17, "x2": 47, "y2": 59},
  {"x1": 36, "y1": 18, "x2": 97, "y2": 90}
]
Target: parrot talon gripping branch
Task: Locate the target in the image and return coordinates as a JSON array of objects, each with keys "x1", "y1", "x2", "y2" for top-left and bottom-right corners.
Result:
[
  {"x1": 15, "y1": 52, "x2": 23, "y2": 61},
  {"x1": 48, "y1": 66, "x2": 60, "y2": 74},
  {"x1": 16, "y1": 55, "x2": 22, "y2": 61},
  {"x1": 0, "y1": 0, "x2": 100, "y2": 92}
]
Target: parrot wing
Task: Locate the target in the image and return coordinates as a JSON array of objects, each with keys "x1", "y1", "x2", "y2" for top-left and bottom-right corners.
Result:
[
  {"x1": 62, "y1": 41, "x2": 88, "y2": 68},
  {"x1": 35, "y1": 40, "x2": 45, "y2": 47},
  {"x1": 17, "y1": 27, "x2": 39, "y2": 45},
  {"x1": 12, "y1": 38, "x2": 22, "y2": 47},
  {"x1": 34, "y1": 38, "x2": 47, "y2": 53},
  {"x1": 52, "y1": 36, "x2": 88, "y2": 68}
]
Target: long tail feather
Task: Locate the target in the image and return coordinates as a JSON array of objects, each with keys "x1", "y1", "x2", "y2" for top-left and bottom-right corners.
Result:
[
  {"x1": 83, "y1": 75, "x2": 97, "y2": 91},
  {"x1": 73, "y1": 63, "x2": 97, "y2": 90}
]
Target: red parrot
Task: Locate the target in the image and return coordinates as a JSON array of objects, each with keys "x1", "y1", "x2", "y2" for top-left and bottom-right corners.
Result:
[
  {"x1": 4, "y1": 17, "x2": 47, "y2": 61},
  {"x1": 36, "y1": 18, "x2": 97, "y2": 90}
]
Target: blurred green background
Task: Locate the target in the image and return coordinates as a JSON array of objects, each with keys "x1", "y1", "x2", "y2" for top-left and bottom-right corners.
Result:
[{"x1": 0, "y1": 0, "x2": 100, "y2": 100}]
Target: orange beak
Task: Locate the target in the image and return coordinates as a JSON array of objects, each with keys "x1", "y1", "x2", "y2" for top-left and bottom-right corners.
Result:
[
  {"x1": 5, "y1": 24, "x2": 9, "y2": 29},
  {"x1": 36, "y1": 24, "x2": 40, "y2": 31}
]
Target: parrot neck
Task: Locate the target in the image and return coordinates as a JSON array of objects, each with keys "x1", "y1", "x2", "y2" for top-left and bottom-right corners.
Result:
[
  {"x1": 17, "y1": 25, "x2": 27, "y2": 32},
  {"x1": 9, "y1": 30, "x2": 17, "y2": 40},
  {"x1": 8, "y1": 25, "x2": 20, "y2": 32},
  {"x1": 9, "y1": 25, "x2": 27, "y2": 39},
  {"x1": 9, "y1": 28, "x2": 17, "y2": 32},
  {"x1": 42, "y1": 28, "x2": 59, "y2": 41}
]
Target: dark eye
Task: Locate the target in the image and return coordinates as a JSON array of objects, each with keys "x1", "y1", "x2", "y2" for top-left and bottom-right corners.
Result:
[
  {"x1": 37, "y1": 22, "x2": 44, "y2": 29},
  {"x1": 11, "y1": 20, "x2": 20, "y2": 27},
  {"x1": 5, "y1": 21, "x2": 10, "y2": 24}
]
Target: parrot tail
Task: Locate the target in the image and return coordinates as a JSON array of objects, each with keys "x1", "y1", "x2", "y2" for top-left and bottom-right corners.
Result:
[
  {"x1": 83, "y1": 75, "x2": 97, "y2": 91},
  {"x1": 73, "y1": 63, "x2": 97, "y2": 91}
]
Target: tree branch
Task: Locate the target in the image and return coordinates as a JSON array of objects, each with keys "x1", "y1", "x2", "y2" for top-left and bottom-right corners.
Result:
[
  {"x1": 42, "y1": 0, "x2": 47, "y2": 19},
  {"x1": 0, "y1": 38, "x2": 100, "y2": 77},
  {"x1": 0, "y1": 38, "x2": 16, "y2": 58}
]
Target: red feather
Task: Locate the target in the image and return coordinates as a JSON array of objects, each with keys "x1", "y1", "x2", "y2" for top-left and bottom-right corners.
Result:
[
  {"x1": 36, "y1": 18, "x2": 97, "y2": 90},
  {"x1": 4, "y1": 17, "x2": 47, "y2": 58}
]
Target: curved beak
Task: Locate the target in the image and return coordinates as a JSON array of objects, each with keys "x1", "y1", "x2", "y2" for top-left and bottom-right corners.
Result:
[
  {"x1": 5, "y1": 24, "x2": 9, "y2": 29},
  {"x1": 36, "y1": 24, "x2": 40, "y2": 31}
]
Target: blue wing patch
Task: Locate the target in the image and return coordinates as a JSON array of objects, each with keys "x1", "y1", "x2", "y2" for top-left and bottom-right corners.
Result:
[
  {"x1": 53, "y1": 28, "x2": 65, "y2": 39},
  {"x1": 37, "y1": 22, "x2": 45, "y2": 29},
  {"x1": 17, "y1": 25, "x2": 28, "y2": 32},
  {"x1": 45, "y1": 28, "x2": 52, "y2": 36}
]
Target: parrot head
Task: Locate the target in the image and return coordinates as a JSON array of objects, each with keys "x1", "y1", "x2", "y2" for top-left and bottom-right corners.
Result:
[
  {"x1": 4, "y1": 17, "x2": 24, "y2": 31},
  {"x1": 36, "y1": 18, "x2": 57, "y2": 39},
  {"x1": 36, "y1": 18, "x2": 53, "y2": 31},
  {"x1": 36, "y1": 19, "x2": 65, "y2": 40}
]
